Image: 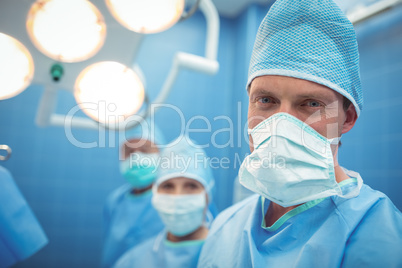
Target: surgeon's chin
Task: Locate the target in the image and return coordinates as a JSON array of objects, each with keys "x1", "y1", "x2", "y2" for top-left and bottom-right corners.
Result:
[{"x1": 167, "y1": 226, "x2": 208, "y2": 242}]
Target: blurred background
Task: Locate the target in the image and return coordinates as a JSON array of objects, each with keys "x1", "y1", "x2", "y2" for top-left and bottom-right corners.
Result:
[{"x1": 0, "y1": 0, "x2": 401, "y2": 267}]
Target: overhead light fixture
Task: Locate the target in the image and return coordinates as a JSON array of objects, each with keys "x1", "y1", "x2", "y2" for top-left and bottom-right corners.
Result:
[
  {"x1": 0, "y1": 33, "x2": 34, "y2": 100},
  {"x1": 32, "y1": 0, "x2": 219, "y2": 131},
  {"x1": 74, "y1": 61, "x2": 145, "y2": 125},
  {"x1": 105, "y1": 0, "x2": 185, "y2": 34},
  {"x1": 26, "y1": 0, "x2": 106, "y2": 62},
  {"x1": 347, "y1": 0, "x2": 402, "y2": 24}
]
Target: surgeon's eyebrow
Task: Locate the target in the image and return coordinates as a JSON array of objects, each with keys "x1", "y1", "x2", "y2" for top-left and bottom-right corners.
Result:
[
  {"x1": 249, "y1": 88, "x2": 277, "y2": 96},
  {"x1": 296, "y1": 92, "x2": 336, "y2": 103}
]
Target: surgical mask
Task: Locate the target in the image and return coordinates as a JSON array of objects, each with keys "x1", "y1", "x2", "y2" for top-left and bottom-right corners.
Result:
[
  {"x1": 152, "y1": 192, "x2": 206, "y2": 237},
  {"x1": 120, "y1": 152, "x2": 159, "y2": 189},
  {"x1": 239, "y1": 112, "x2": 362, "y2": 207}
]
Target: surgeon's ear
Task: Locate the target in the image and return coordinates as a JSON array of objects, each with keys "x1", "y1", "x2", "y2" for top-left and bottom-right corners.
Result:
[{"x1": 341, "y1": 104, "x2": 358, "y2": 134}]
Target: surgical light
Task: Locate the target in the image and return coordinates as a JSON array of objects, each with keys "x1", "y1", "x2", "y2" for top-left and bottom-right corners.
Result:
[
  {"x1": 74, "y1": 61, "x2": 145, "y2": 125},
  {"x1": 26, "y1": 0, "x2": 106, "y2": 62},
  {"x1": 105, "y1": 0, "x2": 185, "y2": 34},
  {"x1": 0, "y1": 33, "x2": 34, "y2": 100}
]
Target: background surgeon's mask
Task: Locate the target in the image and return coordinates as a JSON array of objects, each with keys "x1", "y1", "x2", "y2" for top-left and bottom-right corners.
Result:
[
  {"x1": 152, "y1": 192, "x2": 206, "y2": 237},
  {"x1": 120, "y1": 152, "x2": 159, "y2": 189},
  {"x1": 239, "y1": 113, "x2": 362, "y2": 207}
]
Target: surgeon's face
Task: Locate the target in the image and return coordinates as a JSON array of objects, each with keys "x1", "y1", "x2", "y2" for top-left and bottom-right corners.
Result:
[
  {"x1": 121, "y1": 138, "x2": 159, "y2": 160},
  {"x1": 247, "y1": 75, "x2": 357, "y2": 152}
]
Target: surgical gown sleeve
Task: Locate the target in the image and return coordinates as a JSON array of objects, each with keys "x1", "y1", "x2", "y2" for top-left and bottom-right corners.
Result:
[
  {"x1": 342, "y1": 196, "x2": 402, "y2": 267},
  {"x1": 0, "y1": 166, "x2": 48, "y2": 268},
  {"x1": 102, "y1": 185, "x2": 164, "y2": 268},
  {"x1": 103, "y1": 187, "x2": 119, "y2": 237}
]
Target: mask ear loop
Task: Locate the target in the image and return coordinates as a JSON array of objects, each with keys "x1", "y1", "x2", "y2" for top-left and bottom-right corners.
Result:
[
  {"x1": 328, "y1": 137, "x2": 341, "y2": 145},
  {"x1": 204, "y1": 209, "x2": 214, "y2": 228},
  {"x1": 200, "y1": 186, "x2": 214, "y2": 228},
  {"x1": 204, "y1": 180, "x2": 215, "y2": 202}
]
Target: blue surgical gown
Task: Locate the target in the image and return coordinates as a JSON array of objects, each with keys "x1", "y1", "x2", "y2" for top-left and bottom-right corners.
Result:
[
  {"x1": 198, "y1": 172, "x2": 402, "y2": 268},
  {"x1": 102, "y1": 184, "x2": 164, "y2": 267},
  {"x1": 114, "y1": 231, "x2": 205, "y2": 268},
  {"x1": 0, "y1": 166, "x2": 48, "y2": 268}
]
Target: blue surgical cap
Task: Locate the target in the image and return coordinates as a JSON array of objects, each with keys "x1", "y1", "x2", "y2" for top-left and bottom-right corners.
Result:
[
  {"x1": 248, "y1": 0, "x2": 363, "y2": 116},
  {"x1": 155, "y1": 135, "x2": 215, "y2": 202},
  {"x1": 119, "y1": 118, "x2": 166, "y2": 147}
]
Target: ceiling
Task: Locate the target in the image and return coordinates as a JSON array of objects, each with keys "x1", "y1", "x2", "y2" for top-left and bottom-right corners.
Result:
[
  {"x1": 0, "y1": 0, "x2": 395, "y2": 89},
  {"x1": 212, "y1": 0, "x2": 270, "y2": 17}
]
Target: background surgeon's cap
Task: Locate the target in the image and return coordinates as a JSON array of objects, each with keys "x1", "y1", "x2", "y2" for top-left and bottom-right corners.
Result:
[
  {"x1": 247, "y1": 0, "x2": 363, "y2": 116},
  {"x1": 155, "y1": 135, "x2": 215, "y2": 203},
  {"x1": 119, "y1": 117, "x2": 166, "y2": 148}
]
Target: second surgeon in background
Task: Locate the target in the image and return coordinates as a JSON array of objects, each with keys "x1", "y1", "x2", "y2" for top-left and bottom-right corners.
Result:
[
  {"x1": 102, "y1": 122, "x2": 165, "y2": 267},
  {"x1": 114, "y1": 135, "x2": 215, "y2": 268}
]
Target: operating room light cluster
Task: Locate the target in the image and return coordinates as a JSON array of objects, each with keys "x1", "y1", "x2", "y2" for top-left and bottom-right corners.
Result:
[
  {"x1": 0, "y1": 0, "x2": 192, "y2": 125},
  {"x1": 0, "y1": 33, "x2": 34, "y2": 100}
]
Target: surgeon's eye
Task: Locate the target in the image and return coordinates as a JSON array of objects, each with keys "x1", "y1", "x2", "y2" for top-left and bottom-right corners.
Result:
[
  {"x1": 253, "y1": 96, "x2": 276, "y2": 109},
  {"x1": 258, "y1": 97, "x2": 272, "y2": 104},
  {"x1": 304, "y1": 100, "x2": 323, "y2": 108},
  {"x1": 184, "y1": 181, "x2": 203, "y2": 194},
  {"x1": 160, "y1": 182, "x2": 174, "y2": 191},
  {"x1": 186, "y1": 182, "x2": 200, "y2": 189}
]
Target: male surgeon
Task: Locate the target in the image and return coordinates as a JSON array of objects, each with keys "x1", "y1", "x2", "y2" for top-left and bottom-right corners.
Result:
[{"x1": 198, "y1": 0, "x2": 402, "y2": 267}]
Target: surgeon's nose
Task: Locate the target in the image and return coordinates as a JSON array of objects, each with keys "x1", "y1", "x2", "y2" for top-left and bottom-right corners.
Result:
[
  {"x1": 276, "y1": 102, "x2": 297, "y2": 117},
  {"x1": 171, "y1": 187, "x2": 183, "y2": 195}
]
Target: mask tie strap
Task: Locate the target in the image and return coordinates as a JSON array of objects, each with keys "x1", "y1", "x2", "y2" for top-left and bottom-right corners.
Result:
[{"x1": 337, "y1": 171, "x2": 364, "y2": 199}]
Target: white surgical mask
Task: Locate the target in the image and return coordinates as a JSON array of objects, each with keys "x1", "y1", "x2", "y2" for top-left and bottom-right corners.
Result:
[
  {"x1": 152, "y1": 192, "x2": 206, "y2": 237},
  {"x1": 239, "y1": 113, "x2": 362, "y2": 207}
]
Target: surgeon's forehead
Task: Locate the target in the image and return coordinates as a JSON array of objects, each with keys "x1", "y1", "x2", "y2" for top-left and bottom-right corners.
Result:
[
  {"x1": 123, "y1": 138, "x2": 154, "y2": 148},
  {"x1": 160, "y1": 177, "x2": 203, "y2": 185},
  {"x1": 120, "y1": 139, "x2": 157, "y2": 156},
  {"x1": 249, "y1": 75, "x2": 340, "y2": 100}
]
